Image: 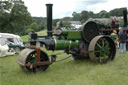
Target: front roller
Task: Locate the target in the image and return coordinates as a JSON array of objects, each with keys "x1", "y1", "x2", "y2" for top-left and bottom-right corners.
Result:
[
  {"x1": 17, "y1": 48, "x2": 50, "y2": 72},
  {"x1": 88, "y1": 35, "x2": 116, "y2": 63}
]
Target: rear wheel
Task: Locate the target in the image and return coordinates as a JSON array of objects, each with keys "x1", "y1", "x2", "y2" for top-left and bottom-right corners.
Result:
[{"x1": 88, "y1": 35, "x2": 116, "y2": 63}]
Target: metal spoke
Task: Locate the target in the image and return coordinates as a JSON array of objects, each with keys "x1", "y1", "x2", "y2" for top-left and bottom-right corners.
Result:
[
  {"x1": 103, "y1": 54, "x2": 109, "y2": 58},
  {"x1": 104, "y1": 41, "x2": 109, "y2": 48},
  {"x1": 30, "y1": 65, "x2": 33, "y2": 69},
  {"x1": 101, "y1": 39, "x2": 105, "y2": 47},
  {"x1": 99, "y1": 57, "x2": 102, "y2": 63},
  {"x1": 96, "y1": 43, "x2": 102, "y2": 48}
]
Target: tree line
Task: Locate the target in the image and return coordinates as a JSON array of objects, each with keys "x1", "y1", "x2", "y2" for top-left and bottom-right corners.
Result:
[
  {"x1": 0, "y1": 0, "x2": 127, "y2": 35},
  {"x1": 72, "y1": 8, "x2": 126, "y2": 23}
]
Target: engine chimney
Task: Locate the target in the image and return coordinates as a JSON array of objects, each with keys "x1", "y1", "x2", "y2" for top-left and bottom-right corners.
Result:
[
  {"x1": 46, "y1": 4, "x2": 53, "y2": 37},
  {"x1": 123, "y1": 8, "x2": 127, "y2": 27}
]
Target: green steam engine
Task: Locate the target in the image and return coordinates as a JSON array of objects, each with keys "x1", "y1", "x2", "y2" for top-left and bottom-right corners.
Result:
[{"x1": 17, "y1": 4, "x2": 116, "y2": 72}]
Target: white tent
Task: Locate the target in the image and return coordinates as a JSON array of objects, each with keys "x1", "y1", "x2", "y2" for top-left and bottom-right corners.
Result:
[
  {"x1": 0, "y1": 33, "x2": 23, "y2": 57},
  {"x1": 0, "y1": 36, "x2": 9, "y2": 57}
]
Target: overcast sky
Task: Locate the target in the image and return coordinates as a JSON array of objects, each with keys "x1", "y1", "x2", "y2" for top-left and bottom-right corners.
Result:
[{"x1": 23, "y1": 0, "x2": 128, "y2": 19}]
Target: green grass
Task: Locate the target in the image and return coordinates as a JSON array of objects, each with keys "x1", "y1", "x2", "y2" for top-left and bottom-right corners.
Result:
[
  {"x1": 0, "y1": 51, "x2": 128, "y2": 85},
  {"x1": 21, "y1": 35, "x2": 29, "y2": 41}
]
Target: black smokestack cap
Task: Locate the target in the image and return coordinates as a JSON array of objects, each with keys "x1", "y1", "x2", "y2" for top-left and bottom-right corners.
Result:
[
  {"x1": 123, "y1": 8, "x2": 127, "y2": 27},
  {"x1": 46, "y1": 4, "x2": 53, "y2": 37}
]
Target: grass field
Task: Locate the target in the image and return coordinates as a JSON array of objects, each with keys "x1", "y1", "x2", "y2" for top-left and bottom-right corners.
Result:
[{"x1": 0, "y1": 51, "x2": 128, "y2": 85}]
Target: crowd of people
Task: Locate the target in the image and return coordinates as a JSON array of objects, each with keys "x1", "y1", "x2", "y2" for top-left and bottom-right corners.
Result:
[{"x1": 111, "y1": 28, "x2": 128, "y2": 53}]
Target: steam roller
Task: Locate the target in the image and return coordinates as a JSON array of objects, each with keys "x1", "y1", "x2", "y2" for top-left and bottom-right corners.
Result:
[{"x1": 17, "y1": 4, "x2": 116, "y2": 72}]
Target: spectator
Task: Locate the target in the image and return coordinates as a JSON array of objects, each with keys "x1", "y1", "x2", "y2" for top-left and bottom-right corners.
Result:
[
  {"x1": 118, "y1": 29, "x2": 128, "y2": 53},
  {"x1": 111, "y1": 30, "x2": 118, "y2": 47}
]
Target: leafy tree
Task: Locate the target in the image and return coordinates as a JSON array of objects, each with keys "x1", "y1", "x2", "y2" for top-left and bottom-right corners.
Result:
[
  {"x1": 98, "y1": 10, "x2": 110, "y2": 18},
  {"x1": 53, "y1": 19, "x2": 60, "y2": 26},
  {"x1": 72, "y1": 12, "x2": 80, "y2": 21},
  {"x1": 26, "y1": 22, "x2": 39, "y2": 34},
  {"x1": 88, "y1": 11, "x2": 94, "y2": 18},
  {"x1": 25, "y1": 28, "x2": 33, "y2": 34},
  {"x1": 62, "y1": 17, "x2": 72, "y2": 21},
  {"x1": 0, "y1": 0, "x2": 33, "y2": 35},
  {"x1": 33, "y1": 17, "x2": 47, "y2": 30},
  {"x1": 10, "y1": 0, "x2": 33, "y2": 35},
  {"x1": 0, "y1": 0, "x2": 13, "y2": 32},
  {"x1": 109, "y1": 8, "x2": 126, "y2": 16},
  {"x1": 80, "y1": 11, "x2": 89, "y2": 23}
]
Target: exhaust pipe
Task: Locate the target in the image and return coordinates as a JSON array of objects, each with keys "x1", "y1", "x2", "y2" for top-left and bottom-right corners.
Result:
[
  {"x1": 46, "y1": 4, "x2": 53, "y2": 37},
  {"x1": 123, "y1": 8, "x2": 127, "y2": 27}
]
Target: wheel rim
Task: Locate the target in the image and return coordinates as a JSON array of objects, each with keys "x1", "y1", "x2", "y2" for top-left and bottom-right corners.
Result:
[
  {"x1": 25, "y1": 51, "x2": 49, "y2": 72},
  {"x1": 88, "y1": 35, "x2": 116, "y2": 63},
  {"x1": 94, "y1": 38, "x2": 110, "y2": 63},
  {"x1": 18, "y1": 48, "x2": 49, "y2": 72}
]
